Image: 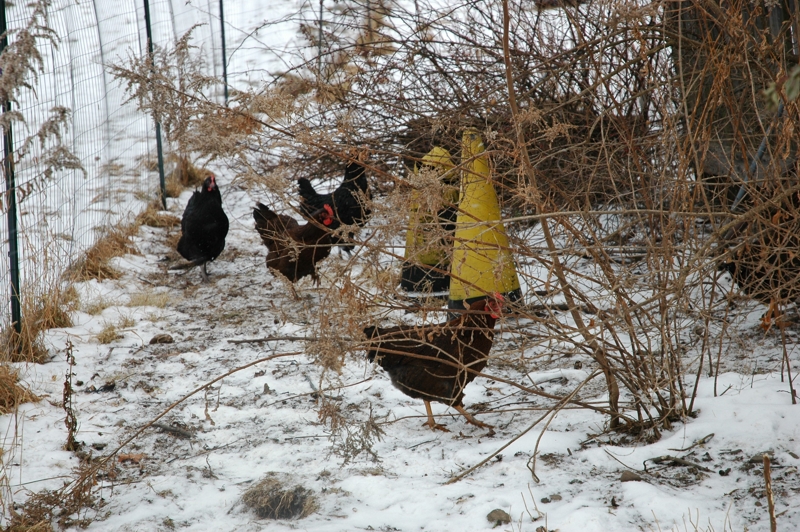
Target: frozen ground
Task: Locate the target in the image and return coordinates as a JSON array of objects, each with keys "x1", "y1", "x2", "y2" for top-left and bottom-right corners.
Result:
[
  {"x1": 2, "y1": 173, "x2": 799, "y2": 532},
  {"x1": 2, "y1": 1, "x2": 800, "y2": 530}
]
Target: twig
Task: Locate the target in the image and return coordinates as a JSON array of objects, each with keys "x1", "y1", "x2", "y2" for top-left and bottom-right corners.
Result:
[
  {"x1": 643, "y1": 455, "x2": 712, "y2": 473},
  {"x1": 521, "y1": 302, "x2": 598, "y2": 315},
  {"x1": 227, "y1": 335, "x2": 313, "y2": 344},
  {"x1": 136, "y1": 275, "x2": 157, "y2": 286},
  {"x1": 59, "y1": 351, "x2": 303, "y2": 499},
  {"x1": 668, "y1": 433, "x2": 714, "y2": 452},
  {"x1": 604, "y1": 449, "x2": 646, "y2": 474},
  {"x1": 446, "y1": 370, "x2": 600, "y2": 485},
  {"x1": 764, "y1": 454, "x2": 777, "y2": 532},
  {"x1": 165, "y1": 439, "x2": 244, "y2": 464},
  {"x1": 151, "y1": 422, "x2": 194, "y2": 439},
  {"x1": 527, "y1": 372, "x2": 595, "y2": 483},
  {"x1": 778, "y1": 318, "x2": 798, "y2": 404},
  {"x1": 304, "y1": 373, "x2": 318, "y2": 392}
]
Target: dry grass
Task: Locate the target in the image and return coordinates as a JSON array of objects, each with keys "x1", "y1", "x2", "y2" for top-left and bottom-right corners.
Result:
[
  {"x1": 71, "y1": 224, "x2": 139, "y2": 281},
  {"x1": 81, "y1": 298, "x2": 112, "y2": 316},
  {"x1": 242, "y1": 473, "x2": 318, "y2": 520},
  {"x1": 118, "y1": 315, "x2": 136, "y2": 329},
  {"x1": 128, "y1": 291, "x2": 170, "y2": 308},
  {"x1": 0, "y1": 365, "x2": 39, "y2": 414},
  {"x1": 135, "y1": 200, "x2": 181, "y2": 228},
  {"x1": 0, "y1": 285, "x2": 77, "y2": 363},
  {"x1": 3, "y1": 516, "x2": 55, "y2": 532},
  {"x1": 95, "y1": 323, "x2": 122, "y2": 344},
  {"x1": 165, "y1": 156, "x2": 210, "y2": 198}
]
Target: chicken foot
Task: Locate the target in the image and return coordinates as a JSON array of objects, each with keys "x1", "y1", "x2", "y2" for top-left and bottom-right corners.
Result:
[{"x1": 422, "y1": 401, "x2": 449, "y2": 432}]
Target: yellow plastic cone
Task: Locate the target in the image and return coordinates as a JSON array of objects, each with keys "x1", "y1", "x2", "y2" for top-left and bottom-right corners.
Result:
[
  {"x1": 400, "y1": 147, "x2": 459, "y2": 295},
  {"x1": 448, "y1": 128, "x2": 521, "y2": 310}
]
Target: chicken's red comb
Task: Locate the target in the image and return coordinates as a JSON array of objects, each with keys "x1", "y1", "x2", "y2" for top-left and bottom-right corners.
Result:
[{"x1": 322, "y1": 204, "x2": 334, "y2": 226}]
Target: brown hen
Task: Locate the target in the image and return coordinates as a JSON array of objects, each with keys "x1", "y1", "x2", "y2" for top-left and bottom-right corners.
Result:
[
  {"x1": 363, "y1": 296, "x2": 502, "y2": 431},
  {"x1": 253, "y1": 203, "x2": 334, "y2": 283}
]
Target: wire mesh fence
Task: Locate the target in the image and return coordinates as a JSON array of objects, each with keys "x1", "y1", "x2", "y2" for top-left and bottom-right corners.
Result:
[{"x1": 0, "y1": 0, "x2": 239, "y2": 336}]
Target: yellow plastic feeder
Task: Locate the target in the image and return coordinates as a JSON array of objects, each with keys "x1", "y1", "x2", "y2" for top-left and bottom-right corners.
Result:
[
  {"x1": 448, "y1": 128, "x2": 521, "y2": 311},
  {"x1": 400, "y1": 147, "x2": 459, "y2": 296}
]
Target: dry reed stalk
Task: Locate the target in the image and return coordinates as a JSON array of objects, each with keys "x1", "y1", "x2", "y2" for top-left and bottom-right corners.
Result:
[{"x1": 763, "y1": 454, "x2": 777, "y2": 532}]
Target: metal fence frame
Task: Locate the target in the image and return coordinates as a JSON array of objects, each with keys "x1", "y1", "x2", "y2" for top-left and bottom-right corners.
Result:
[{"x1": 0, "y1": 0, "x2": 231, "y2": 337}]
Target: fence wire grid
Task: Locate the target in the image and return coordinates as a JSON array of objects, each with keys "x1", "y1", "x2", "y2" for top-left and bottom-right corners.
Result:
[{"x1": 0, "y1": 0, "x2": 322, "y2": 334}]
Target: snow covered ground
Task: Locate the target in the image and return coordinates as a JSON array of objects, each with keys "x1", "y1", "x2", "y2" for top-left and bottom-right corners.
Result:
[
  {"x1": 2, "y1": 1, "x2": 800, "y2": 531},
  {"x1": 2, "y1": 175, "x2": 798, "y2": 532}
]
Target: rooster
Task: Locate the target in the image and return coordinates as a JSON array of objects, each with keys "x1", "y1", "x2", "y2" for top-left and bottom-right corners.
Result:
[
  {"x1": 253, "y1": 202, "x2": 334, "y2": 284},
  {"x1": 297, "y1": 159, "x2": 370, "y2": 253},
  {"x1": 176, "y1": 173, "x2": 229, "y2": 282},
  {"x1": 363, "y1": 296, "x2": 503, "y2": 431}
]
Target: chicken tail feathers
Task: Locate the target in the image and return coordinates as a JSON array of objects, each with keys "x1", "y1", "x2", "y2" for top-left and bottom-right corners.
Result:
[
  {"x1": 363, "y1": 326, "x2": 379, "y2": 362},
  {"x1": 297, "y1": 178, "x2": 319, "y2": 201},
  {"x1": 342, "y1": 161, "x2": 368, "y2": 193},
  {"x1": 253, "y1": 202, "x2": 277, "y2": 225}
]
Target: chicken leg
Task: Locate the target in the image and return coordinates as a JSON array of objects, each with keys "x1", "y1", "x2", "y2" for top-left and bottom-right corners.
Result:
[
  {"x1": 200, "y1": 261, "x2": 210, "y2": 283},
  {"x1": 760, "y1": 299, "x2": 778, "y2": 331},
  {"x1": 422, "y1": 401, "x2": 449, "y2": 432}
]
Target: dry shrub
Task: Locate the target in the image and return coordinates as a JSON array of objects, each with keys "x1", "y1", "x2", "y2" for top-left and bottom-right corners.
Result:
[
  {"x1": 242, "y1": 473, "x2": 318, "y2": 520},
  {"x1": 71, "y1": 224, "x2": 139, "y2": 281},
  {"x1": 0, "y1": 365, "x2": 39, "y2": 414},
  {"x1": 329, "y1": 407, "x2": 385, "y2": 465},
  {"x1": 103, "y1": 1, "x2": 800, "y2": 444},
  {"x1": 6, "y1": 467, "x2": 99, "y2": 530}
]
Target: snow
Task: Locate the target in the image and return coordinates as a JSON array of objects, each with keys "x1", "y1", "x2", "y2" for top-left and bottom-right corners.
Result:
[
  {"x1": 2, "y1": 1, "x2": 800, "y2": 531},
  {"x1": 0, "y1": 177, "x2": 797, "y2": 532}
]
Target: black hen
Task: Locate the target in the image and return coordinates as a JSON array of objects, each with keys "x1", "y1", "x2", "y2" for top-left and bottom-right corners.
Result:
[
  {"x1": 363, "y1": 296, "x2": 503, "y2": 431},
  {"x1": 177, "y1": 173, "x2": 229, "y2": 282},
  {"x1": 297, "y1": 160, "x2": 370, "y2": 252}
]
